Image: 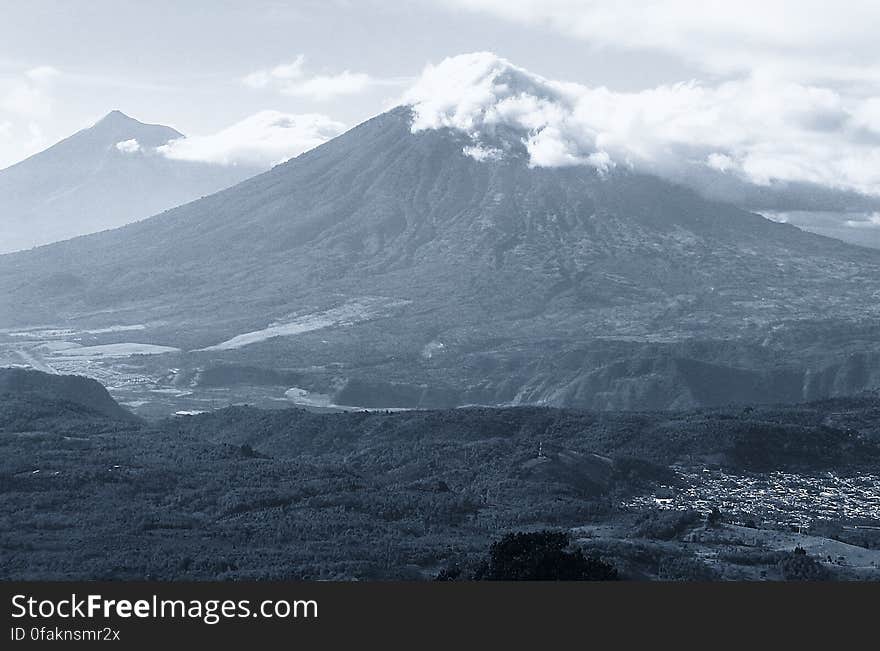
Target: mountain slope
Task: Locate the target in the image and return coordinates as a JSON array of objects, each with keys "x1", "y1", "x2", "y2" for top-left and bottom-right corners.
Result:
[
  {"x1": 2, "y1": 106, "x2": 877, "y2": 329},
  {"x1": 0, "y1": 111, "x2": 260, "y2": 253},
  {"x1": 2, "y1": 106, "x2": 880, "y2": 409}
]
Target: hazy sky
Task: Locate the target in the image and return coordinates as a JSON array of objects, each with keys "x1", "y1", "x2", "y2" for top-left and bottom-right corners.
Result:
[{"x1": 2, "y1": 0, "x2": 880, "y2": 201}]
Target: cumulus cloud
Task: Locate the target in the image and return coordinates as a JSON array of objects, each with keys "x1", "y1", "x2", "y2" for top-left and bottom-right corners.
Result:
[
  {"x1": 850, "y1": 98, "x2": 880, "y2": 135},
  {"x1": 706, "y1": 153, "x2": 735, "y2": 173},
  {"x1": 157, "y1": 110, "x2": 346, "y2": 167},
  {"x1": 115, "y1": 138, "x2": 141, "y2": 154},
  {"x1": 244, "y1": 55, "x2": 403, "y2": 101},
  {"x1": 0, "y1": 65, "x2": 60, "y2": 166},
  {"x1": 281, "y1": 71, "x2": 374, "y2": 101},
  {"x1": 0, "y1": 122, "x2": 50, "y2": 168},
  {"x1": 0, "y1": 65, "x2": 60, "y2": 118},
  {"x1": 401, "y1": 52, "x2": 880, "y2": 195},
  {"x1": 243, "y1": 55, "x2": 306, "y2": 89},
  {"x1": 403, "y1": 53, "x2": 609, "y2": 170},
  {"x1": 25, "y1": 66, "x2": 61, "y2": 83}
]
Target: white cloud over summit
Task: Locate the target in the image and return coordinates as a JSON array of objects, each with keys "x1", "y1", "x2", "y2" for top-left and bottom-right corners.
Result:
[
  {"x1": 402, "y1": 52, "x2": 880, "y2": 195},
  {"x1": 157, "y1": 110, "x2": 346, "y2": 167}
]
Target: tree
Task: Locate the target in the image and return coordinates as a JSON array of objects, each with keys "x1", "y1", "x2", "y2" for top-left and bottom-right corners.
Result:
[
  {"x1": 706, "y1": 506, "x2": 723, "y2": 527},
  {"x1": 476, "y1": 531, "x2": 618, "y2": 581},
  {"x1": 778, "y1": 549, "x2": 831, "y2": 581},
  {"x1": 434, "y1": 564, "x2": 462, "y2": 581}
]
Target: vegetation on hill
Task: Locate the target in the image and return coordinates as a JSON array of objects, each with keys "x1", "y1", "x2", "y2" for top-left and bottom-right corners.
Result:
[{"x1": 1, "y1": 371, "x2": 878, "y2": 580}]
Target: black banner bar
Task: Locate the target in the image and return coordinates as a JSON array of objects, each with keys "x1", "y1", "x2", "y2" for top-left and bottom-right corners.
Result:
[{"x1": 2, "y1": 581, "x2": 878, "y2": 647}]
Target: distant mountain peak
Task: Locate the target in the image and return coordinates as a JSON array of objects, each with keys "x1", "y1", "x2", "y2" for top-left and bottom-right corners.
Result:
[
  {"x1": 101, "y1": 109, "x2": 131, "y2": 121},
  {"x1": 0, "y1": 108, "x2": 257, "y2": 253},
  {"x1": 95, "y1": 109, "x2": 142, "y2": 129},
  {"x1": 90, "y1": 110, "x2": 183, "y2": 141}
]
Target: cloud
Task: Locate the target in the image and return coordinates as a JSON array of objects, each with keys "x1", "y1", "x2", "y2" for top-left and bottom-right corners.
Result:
[
  {"x1": 157, "y1": 110, "x2": 346, "y2": 167},
  {"x1": 844, "y1": 213, "x2": 880, "y2": 229},
  {"x1": 706, "y1": 153, "x2": 735, "y2": 172},
  {"x1": 244, "y1": 56, "x2": 404, "y2": 101},
  {"x1": 402, "y1": 53, "x2": 602, "y2": 168},
  {"x1": 462, "y1": 144, "x2": 502, "y2": 162},
  {"x1": 0, "y1": 65, "x2": 60, "y2": 118},
  {"x1": 243, "y1": 55, "x2": 306, "y2": 89},
  {"x1": 440, "y1": 1, "x2": 880, "y2": 85},
  {"x1": 850, "y1": 98, "x2": 880, "y2": 135},
  {"x1": 0, "y1": 64, "x2": 57, "y2": 167},
  {"x1": 401, "y1": 52, "x2": 880, "y2": 195},
  {"x1": 280, "y1": 71, "x2": 374, "y2": 101},
  {"x1": 25, "y1": 66, "x2": 60, "y2": 83},
  {"x1": 115, "y1": 139, "x2": 141, "y2": 154}
]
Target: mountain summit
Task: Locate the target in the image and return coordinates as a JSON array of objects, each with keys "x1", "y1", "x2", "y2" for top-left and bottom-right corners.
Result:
[
  {"x1": 0, "y1": 111, "x2": 260, "y2": 253},
  {"x1": 402, "y1": 53, "x2": 880, "y2": 248},
  {"x1": 2, "y1": 104, "x2": 880, "y2": 409},
  {"x1": 89, "y1": 110, "x2": 182, "y2": 143}
]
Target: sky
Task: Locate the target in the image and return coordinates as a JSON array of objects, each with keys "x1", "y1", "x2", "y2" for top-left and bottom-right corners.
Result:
[
  {"x1": 0, "y1": 0, "x2": 708, "y2": 169},
  {"x1": 2, "y1": 1, "x2": 880, "y2": 206}
]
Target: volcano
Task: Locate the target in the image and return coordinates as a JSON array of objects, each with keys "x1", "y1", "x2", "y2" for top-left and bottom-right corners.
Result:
[
  {"x1": 3, "y1": 62, "x2": 880, "y2": 410},
  {"x1": 0, "y1": 110, "x2": 260, "y2": 253}
]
